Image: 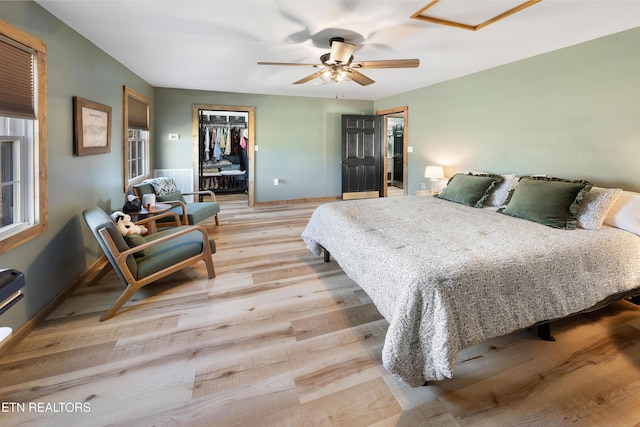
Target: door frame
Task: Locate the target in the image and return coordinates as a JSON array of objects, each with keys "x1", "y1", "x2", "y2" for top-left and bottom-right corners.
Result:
[
  {"x1": 376, "y1": 106, "x2": 408, "y2": 197},
  {"x1": 192, "y1": 104, "x2": 255, "y2": 206}
]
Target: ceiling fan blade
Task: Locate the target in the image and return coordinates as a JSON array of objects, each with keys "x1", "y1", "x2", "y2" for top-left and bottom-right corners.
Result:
[
  {"x1": 293, "y1": 71, "x2": 323, "y2": 85},
  {"x1": 351, "y1": 70, "x2": 375, "y2": 86},
  {"x1": 257, "y1": 61, "x2": 318, "y2": 67},
  {"x1": 351, "y1": 59, "x2": 420, "y2": 69},
  {"x1": 328, "y1": 41, "x2": 356, "y2": 65}
]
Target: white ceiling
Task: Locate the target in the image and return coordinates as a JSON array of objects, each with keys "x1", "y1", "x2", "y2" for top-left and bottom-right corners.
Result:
[{"x1": 36, "y1": 0, "x2": 640, "y2": 101}]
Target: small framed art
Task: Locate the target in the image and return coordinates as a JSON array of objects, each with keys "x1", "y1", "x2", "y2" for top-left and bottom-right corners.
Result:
[{"x1": 73, "y1": 96, "x2": 112, "y2": 156}]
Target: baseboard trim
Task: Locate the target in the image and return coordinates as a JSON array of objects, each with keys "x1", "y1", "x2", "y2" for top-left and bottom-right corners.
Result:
[{"x1": 0, "y1": 255, "x2": 111, "y2": 357}]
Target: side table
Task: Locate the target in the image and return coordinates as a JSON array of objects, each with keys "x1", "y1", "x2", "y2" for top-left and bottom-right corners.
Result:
[{"x1": 130, "y1": 202, "x2": 172, "y2": 233}]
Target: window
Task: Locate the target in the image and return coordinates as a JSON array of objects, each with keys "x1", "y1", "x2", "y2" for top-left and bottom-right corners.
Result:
[
  {"x1": 0, "y1": 22, "x2": 47, "y2": 253},
  {"x1": 123, "y1": 86, "x2": 150, "y2": 191},
  {"x1": 127, "y1": 129, "x2": 148, "y2": 183}
]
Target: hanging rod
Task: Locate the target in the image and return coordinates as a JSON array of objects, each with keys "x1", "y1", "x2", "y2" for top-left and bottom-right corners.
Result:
[{"x1": 201, "y1": 122, "x2": 247, "y2": 129}]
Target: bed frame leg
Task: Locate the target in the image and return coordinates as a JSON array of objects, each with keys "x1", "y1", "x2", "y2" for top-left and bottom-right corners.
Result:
[
  {"x1": 537, "y1": 322, "x2": 556, "y2": 342},
  {"x1": 323, "y1": 249, "x2": 330, "y2": 263}
]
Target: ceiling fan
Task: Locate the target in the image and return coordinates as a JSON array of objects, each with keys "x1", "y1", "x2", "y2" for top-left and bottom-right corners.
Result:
[{"x1": 257, "y1": 37, "x2": 419, "y2": 86}]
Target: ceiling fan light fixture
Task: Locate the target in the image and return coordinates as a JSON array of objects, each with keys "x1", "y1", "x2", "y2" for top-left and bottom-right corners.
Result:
[
  {"x1": 258, "y1": 36, "x2": 418, "y2": 87},
  {"x1": 320, "y1": 65, "x2": 353, "y2": 84}
]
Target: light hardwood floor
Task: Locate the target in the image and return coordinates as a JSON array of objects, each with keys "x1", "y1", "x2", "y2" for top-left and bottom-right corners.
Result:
[{"x1": 1, "y1": 194, "x2": 640, "y2": 426}]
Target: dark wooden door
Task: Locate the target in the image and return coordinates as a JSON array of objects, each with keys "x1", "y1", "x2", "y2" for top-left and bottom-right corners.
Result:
[{"x1": 341, "y1": 115, "x2": 384, "y2": 199}]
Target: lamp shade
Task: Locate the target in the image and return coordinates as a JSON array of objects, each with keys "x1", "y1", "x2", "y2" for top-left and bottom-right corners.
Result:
[{"x1": 424, "y1": 165, "x2": 445, "y2": 180}]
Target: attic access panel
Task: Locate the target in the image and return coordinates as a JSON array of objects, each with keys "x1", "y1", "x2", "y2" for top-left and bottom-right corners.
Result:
[{"x1": 411, "y1": 0, "x2": 541, "y2": 31}]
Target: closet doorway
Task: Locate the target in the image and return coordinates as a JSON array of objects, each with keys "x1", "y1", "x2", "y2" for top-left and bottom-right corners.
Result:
[
  {"x1": 376, "y1": 106, "x2": 408, "y2": 197},
  {"x1": 192, "y1": 104, "x2": 255, "y2": 206}
]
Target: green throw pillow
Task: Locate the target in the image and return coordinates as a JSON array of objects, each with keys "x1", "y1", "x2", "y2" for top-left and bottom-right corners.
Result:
[
  {"x1": 436, "y1": 173, "x2": 504, "y2": 208},
  {"x1": 124, "y1": 234, "x2": 148, "y2": 257},
  {"x1": 498, "y1": 176, "x2": 592, "y2": 229}
]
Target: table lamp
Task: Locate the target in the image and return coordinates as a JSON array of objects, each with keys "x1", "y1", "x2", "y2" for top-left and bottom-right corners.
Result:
[{"x1": 424, "y1": 165, "x2": 445, "y2": 193}]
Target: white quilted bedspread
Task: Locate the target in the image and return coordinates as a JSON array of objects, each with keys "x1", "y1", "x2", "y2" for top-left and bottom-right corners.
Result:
[{"x1": 301, "y1": 196, "x2": 640, "y2": 386}]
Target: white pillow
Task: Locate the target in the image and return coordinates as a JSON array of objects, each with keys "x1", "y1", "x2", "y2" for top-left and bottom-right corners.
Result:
[
  {"x1": 603, "y1": 190, "x2": 640, "y2": 236},
  {"x1": 143, "y1": 177, "x2": 178, "y2": 196},
  {"x1": 576, "y1": 187, "x2": 621, "y2": 230},
  {"x1": 485, "y1": 174, "x2": 517, "y2": 207},
  {"x1": 464, "y1": 171, "x2": 518, "y2": 207}
]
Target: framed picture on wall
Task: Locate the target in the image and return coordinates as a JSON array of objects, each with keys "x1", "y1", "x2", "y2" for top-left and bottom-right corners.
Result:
[{"x1": 73, "y1": 96, "x2": 112, "y2": 156}]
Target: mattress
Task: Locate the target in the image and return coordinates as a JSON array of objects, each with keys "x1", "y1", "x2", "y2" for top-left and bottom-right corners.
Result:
[{"x1": 301, "y1": 196, "x2": 640, "y2": 386}]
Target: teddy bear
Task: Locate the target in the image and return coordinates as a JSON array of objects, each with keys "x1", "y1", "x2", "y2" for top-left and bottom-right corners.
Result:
[{"x1": 110, "y1": 211, "x2": 148, "y2": 236}]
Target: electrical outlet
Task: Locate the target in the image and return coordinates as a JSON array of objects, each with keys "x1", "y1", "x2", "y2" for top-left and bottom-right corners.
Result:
[{"x1": 168, "y1": 133, "x2": 180, "y2": 140}]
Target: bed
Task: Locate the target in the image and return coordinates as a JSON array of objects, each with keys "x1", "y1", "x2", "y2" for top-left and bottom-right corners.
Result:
[{"x1": 301, "y1": 177, "x2": 640, "y2": 387}]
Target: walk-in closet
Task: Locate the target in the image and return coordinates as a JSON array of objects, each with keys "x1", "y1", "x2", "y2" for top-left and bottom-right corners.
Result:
[
  {"x1": 193, "y1": 105, "x2": 255, "y2": 205},
  {"x1": 199, "y1": 109, "x2": 249, "y2": 194}
]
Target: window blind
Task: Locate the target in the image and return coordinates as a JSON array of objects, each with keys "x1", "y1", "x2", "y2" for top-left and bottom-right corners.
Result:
[
  {"x1": 0, "y1": 35, "x2": 34, "y2": 120},
  {"x1": 128, "y1": 96, "x2": 148, "y2": 130}
]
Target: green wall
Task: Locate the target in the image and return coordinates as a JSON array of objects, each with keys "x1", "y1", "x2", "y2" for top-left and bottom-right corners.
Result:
[
  {"x1": 154, "y1": 88, "x2": 372, "y2": 202},
  {"x1": 0, "y1": 2, "x2": 153, "y2": 332},
  {"x1": 375, "y1": 26, "x2": 640, "y2": 194}
]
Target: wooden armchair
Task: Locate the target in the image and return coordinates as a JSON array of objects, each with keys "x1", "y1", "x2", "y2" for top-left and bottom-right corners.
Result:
[
  {"x1": 133, "y1": 178, "x2": 220, "y2": 228},
  {"x1": 83, "y1": 207, "x2": 216, "y2": 321}
]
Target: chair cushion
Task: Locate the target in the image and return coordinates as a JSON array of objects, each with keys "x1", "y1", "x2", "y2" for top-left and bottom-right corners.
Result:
[
  {"x1": 135, "y1": 226, "x2": 215, "y2": 279},
  {"x1": 183, "y1": 202, "x2": 220, "y2": 225},
  {"x1": 159, "y1": 201, "x2": 220, "y2": 225}
]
